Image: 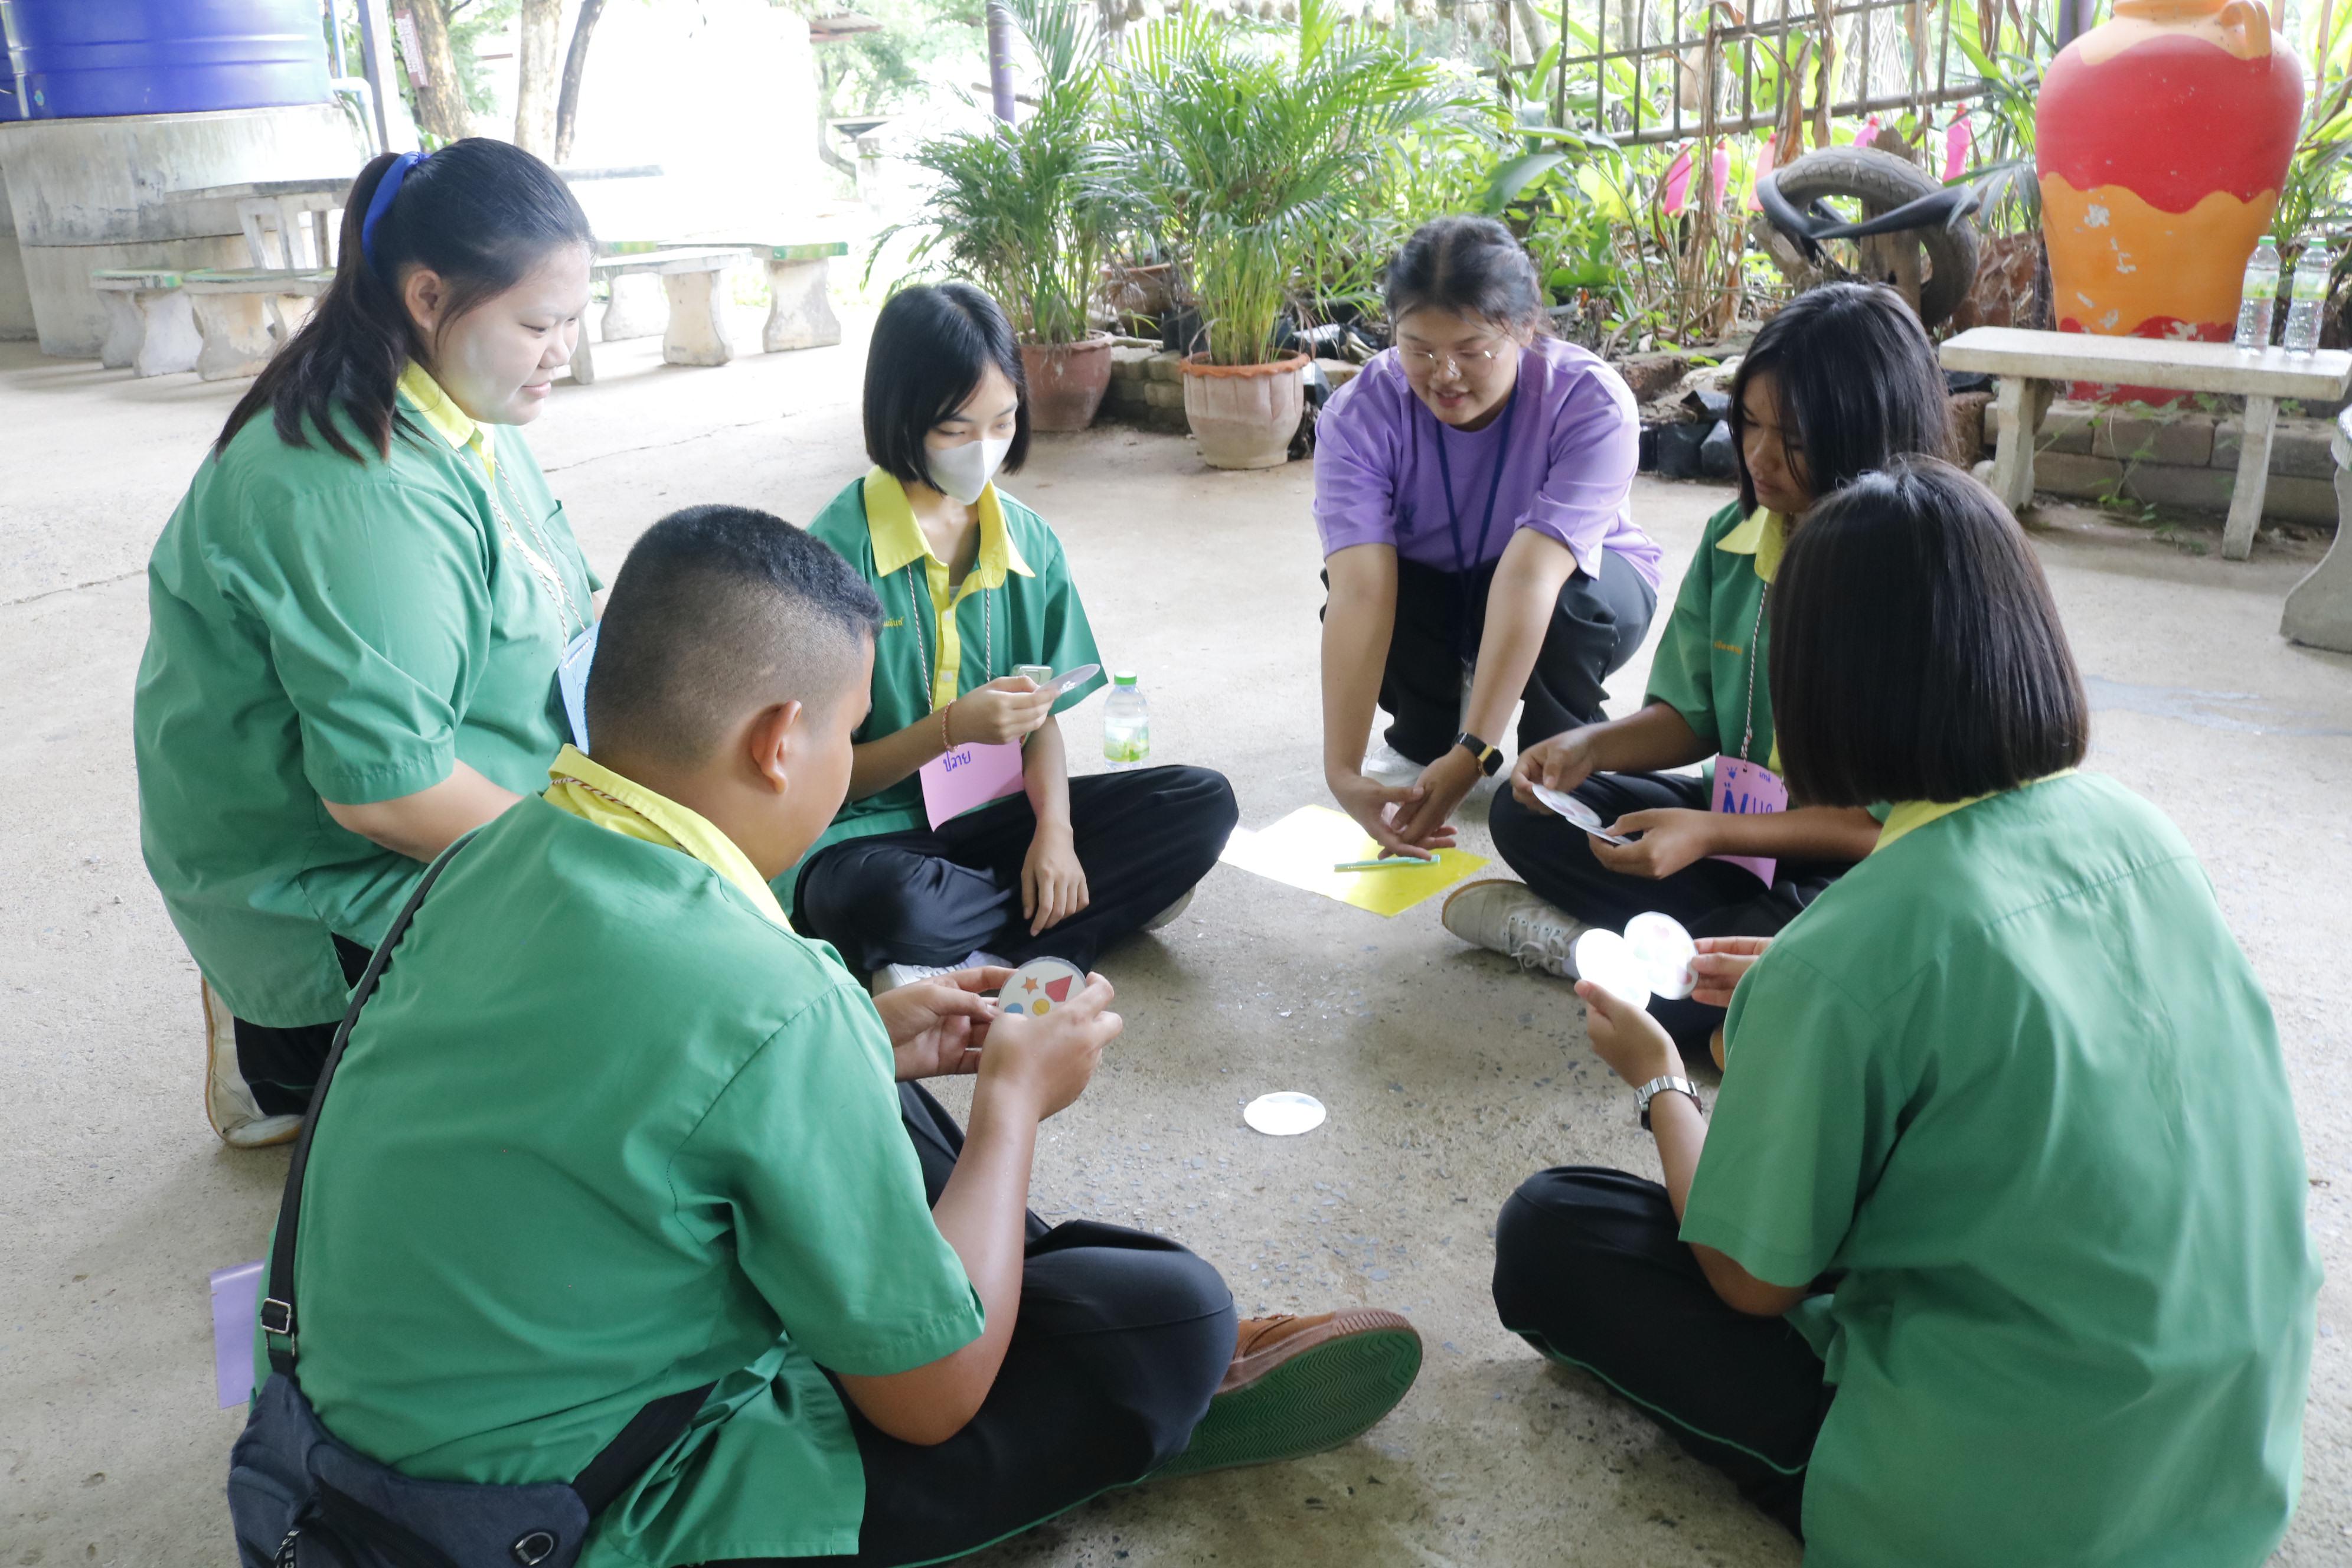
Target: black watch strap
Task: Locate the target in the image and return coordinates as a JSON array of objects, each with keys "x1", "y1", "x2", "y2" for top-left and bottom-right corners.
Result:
[{"x1": 1455, "y1": 731, "x2": 1503, "y2": 776}]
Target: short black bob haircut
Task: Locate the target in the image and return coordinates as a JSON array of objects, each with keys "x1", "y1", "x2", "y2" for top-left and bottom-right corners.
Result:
[
  {"x1": 864, "y1": 282, "x2": 1031, "y2": 493},
  {"x1": 1770, "y1": 457, "x2": 2088, "y2": 808},
  {"x1": 1729, "y1": 282, "x2": 1952, "y2": 514},
  {"x1": 587, "y1": 504, "x2": 882, "y2": 765},
  {"x1": 1384, "y1": 215, "x2": 1550, "y2": 334}
]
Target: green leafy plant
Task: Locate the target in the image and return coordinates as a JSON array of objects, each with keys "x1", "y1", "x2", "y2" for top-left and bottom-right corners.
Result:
[
  {"x1": 1107, "y1": 0, "x2": 1476, "y2": 364},
  {"x1": 2273, "y1": 0, "x2": 2352, "y2": 258},
  {"x1": 876, "y1": 0, "x2": 1118, "y2": 345}
]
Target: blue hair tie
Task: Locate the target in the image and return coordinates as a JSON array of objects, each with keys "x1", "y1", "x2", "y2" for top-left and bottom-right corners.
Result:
[{"x1": 360, "y1": 150, "x2": 428, "y2": 270}]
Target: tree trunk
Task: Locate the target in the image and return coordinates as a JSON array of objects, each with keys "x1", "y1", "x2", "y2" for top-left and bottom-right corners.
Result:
[
  {"x1": 552, "y1": 0, "x2": 609, "y2": 167},
  {"x1": 513, "y1": 0, "x2": 564, "y2": 159},
  {"x1": 403, "y1": 0, "x2": 471, "y2": 145}
]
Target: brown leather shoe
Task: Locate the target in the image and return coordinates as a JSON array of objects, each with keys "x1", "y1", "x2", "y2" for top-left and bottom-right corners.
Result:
[
  {"x1": 1155, "y1": 1306, "x2": 1422, "y2": 1479},
  {"x1": 1221, "y1": 1308, "x2": 1416, "y2": 1394}
]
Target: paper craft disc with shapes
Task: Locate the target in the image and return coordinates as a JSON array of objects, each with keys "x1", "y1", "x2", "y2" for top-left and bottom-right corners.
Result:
[
  {"x1": 1571, "y1": 929, "x2": 1654, "y2": 1011},
  {"x1": 998, "y1": 957, "x2": 1086, "y2": 1018},
  {"x1": 1624, "y1": 911, "x2": 1698, "y2": 1001},
  {"x1": 1244, "y1": 1092, "x2": 1327, "y2": 1136}
]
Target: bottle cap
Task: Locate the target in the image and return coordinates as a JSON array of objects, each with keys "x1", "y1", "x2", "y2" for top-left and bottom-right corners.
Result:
[{"x1": 1112, "y1": 671, "x2": 1138, "y2": 685}]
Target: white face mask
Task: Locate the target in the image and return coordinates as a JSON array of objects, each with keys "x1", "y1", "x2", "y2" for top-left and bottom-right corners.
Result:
[{"x1": 926, "y1": 435, "x2": 1012, "y2": 505}]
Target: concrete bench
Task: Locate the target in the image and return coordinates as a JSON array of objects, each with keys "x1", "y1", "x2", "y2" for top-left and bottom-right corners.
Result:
[
  {"x1": 577, "y1": 247, "x2": 751, "y2": 384},
  {"x1": 90, "y1": 269, "x2": 200, "y2": 378},
  {"x1": 1942, "y1": 328, "x2": 2352, "y2": 558},
  {"x1": 2285, "y1": 410, "x2": 2352, "y2": 651},
  {"x1": 582, "y1": 240, "x2": 849, "y2": 381},
  {"x1": 179, "y1": 267, "x2": 335, "y2": 381},
  {"x1": 1942, "y1": 326, "x2": 2352, "y2": 653}
]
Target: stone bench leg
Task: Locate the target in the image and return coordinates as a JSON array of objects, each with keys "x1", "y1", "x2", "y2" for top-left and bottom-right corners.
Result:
[
  {"x1": 187, "y1": 292, "x2": 277, "y2": 381},
  {"x1": 569, "y1": 328, "x2": 597, "y2": 386},
  {"x1": 98, "y1": 292, "x2": 143, "y2": 370},
  {"x1": 763, "y1": 258, "x2": 841, "y2": 352},
  {"x1": 2222, "y1": 393, "x2": 2277, "y2": 561},
  {"x1": 1987, "y1": 375, "x2": 2053, "y2": 515},
  {"x1": 128, "y1": 289, "x2": 202, "y2": 377},
  {"x1": 2281, "y1": 411, "x2": 2352, "y2": 652},
  {"x1": 662, "y1": 269, "x2": 734, "y2": 368},
  {"x1": 602, "y1": 273, "x2": 664, "y2": 341}
]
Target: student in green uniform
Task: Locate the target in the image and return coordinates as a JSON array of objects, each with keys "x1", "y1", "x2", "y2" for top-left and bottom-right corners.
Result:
[
  {"x1": 1491, "y1": 460, "x2": 2321, "y2": 1565},
  {"x1": 272, "y1": 504, "x2": 1423, "y2": 1566},
  {"x1": 788, "y1": 283, "x2": 1239, "y2": 991},
  {"x1": 133, "y1": 139, "x2": 597, "y2": 1147},
  {"x1": 1443, "y1": 283, "x2": 1951, "y2": 1060}
]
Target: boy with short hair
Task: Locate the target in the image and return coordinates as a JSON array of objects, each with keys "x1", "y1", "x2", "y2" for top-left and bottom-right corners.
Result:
[{"x1": 270, "y1": 504, "x2": 1422, "y2": 1566}]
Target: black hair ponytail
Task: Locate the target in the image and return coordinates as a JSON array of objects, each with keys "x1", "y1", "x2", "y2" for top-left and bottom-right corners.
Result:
[
  {"x1": 1383, "y1": 215, "x2": 1550, "y2": 335},
  {"x1": 215, "y1": 137, "x2": 595, "y2": 465}
]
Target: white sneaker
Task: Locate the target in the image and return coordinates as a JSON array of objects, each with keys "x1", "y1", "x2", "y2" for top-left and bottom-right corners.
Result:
[
  {"x1": 871, "y1": 950, "x2": 1011, "y2": 995},
  {"x1": 1360, "y1": 739, "x2": 1425, "y2": 786},
  {"x1": 1440, "y1": 880, "x2": 1590, "y2": 979},
  {"x1": 201, "y1": 979, "x2": 302, "y2": 1149},
  {"x1": 1143, "y1": 887, "x2": 1195, "y2": 931}
]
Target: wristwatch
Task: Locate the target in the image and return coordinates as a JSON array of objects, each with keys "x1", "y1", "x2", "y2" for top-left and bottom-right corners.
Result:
[
  {"x1": 1634, "y1": 1075, "x2": 1704, "y2": 1130},
  {"x1": 1454, "y1": 731, "x2": 1504, "y2": 776}
]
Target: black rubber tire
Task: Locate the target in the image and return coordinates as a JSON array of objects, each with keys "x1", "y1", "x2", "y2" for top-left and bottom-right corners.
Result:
[{"x1": 1768, "y1": 146, "x2": 1982, "y2": 328}]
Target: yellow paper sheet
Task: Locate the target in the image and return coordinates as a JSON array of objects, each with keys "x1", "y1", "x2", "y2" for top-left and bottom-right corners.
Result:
[{"x1": 1218, "y1": 805, "x2": 1489, "y2": 916}]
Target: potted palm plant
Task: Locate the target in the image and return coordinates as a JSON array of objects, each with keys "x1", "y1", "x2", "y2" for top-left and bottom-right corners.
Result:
[
  {"x1": 886, "y1": 0, "x2": 1120, "y2": 430},
  {"x1": 1110, "y1": 0, "x2": 1462, "y2": 467}
]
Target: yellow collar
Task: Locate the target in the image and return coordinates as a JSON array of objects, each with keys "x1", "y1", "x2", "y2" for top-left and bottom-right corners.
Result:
[
  {"x1": 1716, "y1": 507, "x2": 1788, "y2": 584},
  {"x1": 397, "y1": 362, "x2": 496, "y2": 476},
  {"x1": 863, "y1": 468, "x2": 1034, "y2": 587},
  {"x1": 1873, "y1": 771, "x2": 2077, "y2": 853},
  {"x1": 541, "y1": 744, "x2": 790, "y2": 929}
]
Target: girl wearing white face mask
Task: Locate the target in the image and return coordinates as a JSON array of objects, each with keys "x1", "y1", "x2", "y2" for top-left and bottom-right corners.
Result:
[{"x1": 785, "y1": 283, "x2": 1239, "y2": 991}]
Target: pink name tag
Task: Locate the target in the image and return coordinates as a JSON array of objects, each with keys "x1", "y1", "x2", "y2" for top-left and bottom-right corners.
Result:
[
  {"x1": 1710, "y1": 756, "x2": 1789, "y2": 884},
  {"x1": 919, "y1": 740, "x2": 1024, "y2": 829}
]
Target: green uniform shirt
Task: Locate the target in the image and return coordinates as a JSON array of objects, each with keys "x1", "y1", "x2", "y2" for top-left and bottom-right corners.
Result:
[
  {"x1": 1685, "y1": 773, "x2": 2320, "y2": 1567},
  {"x1": 1644, "y1": 499, "x2": 1781, "y2": 768},
  {"x1": 279, "y1": 797, "x2": 984, "y2": 1564},
  {"x1": 779, "y1": 470, "x2": 1105, "y2": 910},
  {"x1": 134, "y1": 380, "x2": 596, "y2": 1025}
]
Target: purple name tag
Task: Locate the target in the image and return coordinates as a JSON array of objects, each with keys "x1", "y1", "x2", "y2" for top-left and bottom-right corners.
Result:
[
  {"x1": 1709, "y1": 756, "x2": 1788, "y2": 884},
  {"x1": 210, "y1": 1259, "x2": 263, "y2": 1408},
  {"x1": 919, "y1": 740, "x2": 1024, "y2": 829}
]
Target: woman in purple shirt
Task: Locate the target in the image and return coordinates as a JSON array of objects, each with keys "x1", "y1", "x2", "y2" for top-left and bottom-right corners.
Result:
[{"x1": 1317, "y1": 217, "x2": 1661, "y2": 858}]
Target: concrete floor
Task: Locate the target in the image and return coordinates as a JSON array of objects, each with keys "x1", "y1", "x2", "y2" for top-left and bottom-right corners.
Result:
[{"x1": 4, "y1": 323, "x2": 2348, "y2": 1567}]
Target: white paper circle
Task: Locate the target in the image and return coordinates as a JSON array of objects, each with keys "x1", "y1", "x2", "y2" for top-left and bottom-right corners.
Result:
[
  {"x1": 1243, "y1": 1092, "x2": 1328, "y2": 1136},
  {"x1": 1624, "y1": 911, "x2": 1698, "y2": 1001},
  {"x1": 1531, "y1": 782, "x2": 1605, "y2": 833},
  {"x1": 1570, "y1": 929, "x2": 1653, "y2": 1011}
]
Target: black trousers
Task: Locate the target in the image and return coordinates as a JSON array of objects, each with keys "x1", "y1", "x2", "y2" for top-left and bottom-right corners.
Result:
[
  {"x1": 234, "y1": 934, "x2": 373, "y2": 1116},
  {"x1": 1491, "y1": 1166, "x2": 1831, "y2": 1538},
  {"x1": 717, "y1": 1082, "x2": 1237, "y2": 1567},
  {"x1": 1487, "y1": 772, "x2": 1847, "y2": 1053},
  {"x1": 793, "y1": 766, "x2": 1239, "y2": 974},
  {"x1": 1373, "y1": 550, "x2": 1656, "y2": 763}
]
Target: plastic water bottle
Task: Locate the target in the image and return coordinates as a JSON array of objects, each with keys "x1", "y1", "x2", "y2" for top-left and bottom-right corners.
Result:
[
  {"x1": 2284, "y1": 246, "x2": 2331, "y2": 354},
  {"x1": 1102, "y1": 671, "x2": 1149, "y2": 769},
  {"x1": 2236, "y1": 237, "x2": 2281, "y2": 349}
]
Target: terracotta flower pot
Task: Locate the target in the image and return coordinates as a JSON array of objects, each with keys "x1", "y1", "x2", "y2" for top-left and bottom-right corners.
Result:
[
  {"x1": 1019, "y1": 334, "x2": 1115, "y2": 432},
  {"x1": 1180, "y1": 351, "x2": 1310, "y2": 470},
  {"x1": 2037, "y1": 0, "x2": 2303, "y2": 401}
]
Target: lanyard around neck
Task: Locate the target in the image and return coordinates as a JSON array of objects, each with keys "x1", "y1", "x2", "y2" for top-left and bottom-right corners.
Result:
[{"x1": 904, "y1": 560, "x2": 992, "y2": 715}]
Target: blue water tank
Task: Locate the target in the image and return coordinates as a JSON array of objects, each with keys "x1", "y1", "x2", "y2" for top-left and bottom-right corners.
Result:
[{"x1": 2, "y1": 0, "x2": 331, "y2": 119}]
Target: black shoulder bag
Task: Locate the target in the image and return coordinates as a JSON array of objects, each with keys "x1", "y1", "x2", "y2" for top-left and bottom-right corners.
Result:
[{"x1": 226, "y1": 837, "x2": 714, "y2": 1568}]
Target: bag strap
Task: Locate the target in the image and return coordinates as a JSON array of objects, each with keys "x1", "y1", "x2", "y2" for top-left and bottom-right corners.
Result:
[
  {"x1": 263, "y1": 834, "x2": 478, "y2": 1381},
  {"x1": 256, "y1": 831, "x2": 716, "y2": 1511}
]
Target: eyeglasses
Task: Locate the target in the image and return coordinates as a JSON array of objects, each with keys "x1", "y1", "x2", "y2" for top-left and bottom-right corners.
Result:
[{"x1": 1400, "y1": 341, "x2": 1508, "y2": 378}]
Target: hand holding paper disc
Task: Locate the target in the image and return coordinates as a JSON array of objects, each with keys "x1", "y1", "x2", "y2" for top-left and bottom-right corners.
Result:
[
  {"x1": 998, "y1": 957, "x2": 1086, "y2": 1018},
  {"x1": 1530, "y1": 782, "x2": 1632, "y2": 846}
]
